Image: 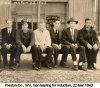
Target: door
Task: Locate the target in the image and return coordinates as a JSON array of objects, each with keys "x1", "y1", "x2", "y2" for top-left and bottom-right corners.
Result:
[{"x1": 40, "y1": 2, "x2": 68, "y2": 29}]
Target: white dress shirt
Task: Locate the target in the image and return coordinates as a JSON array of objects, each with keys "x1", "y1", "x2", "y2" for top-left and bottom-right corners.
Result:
[
  {"x1": 7, "y1": 28, "x2": 12, "y2": 34},
  {"x1": 70, "y1": 28, "x2": 74, "y2": 40}
]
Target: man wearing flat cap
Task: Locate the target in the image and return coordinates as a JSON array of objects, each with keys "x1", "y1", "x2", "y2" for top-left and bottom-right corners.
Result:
[{"x1": 61, "y1": 18, "x2": 87, "y2": 71}]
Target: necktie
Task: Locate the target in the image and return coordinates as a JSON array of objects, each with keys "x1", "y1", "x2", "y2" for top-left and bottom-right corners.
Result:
[
  {"x1": 8, "y1": 29, "x2": 11, "y2": 35},
  {"x1": 56, "y1": 29, "x2": 58, "y2": 34}
]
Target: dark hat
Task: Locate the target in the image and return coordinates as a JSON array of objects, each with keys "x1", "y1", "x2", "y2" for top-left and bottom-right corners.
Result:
[{"x1": 67, "y1": 18, "x2": 78, "y2": 24}]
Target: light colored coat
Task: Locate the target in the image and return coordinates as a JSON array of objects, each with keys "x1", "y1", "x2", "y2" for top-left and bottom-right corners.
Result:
[{"x1": 34, "y1": 28, "x2": 51, "y2": 47}]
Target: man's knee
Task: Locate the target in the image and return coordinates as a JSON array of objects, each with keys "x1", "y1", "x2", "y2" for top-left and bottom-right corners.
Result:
[
  {"x1": 11, "y1": 45, "x2": 17, "y2": 50},
  {"x1": 36, "y1": 46, "x2": 41, "y2": 51},
  {"x1": 62, "y1": 45, "x2": 70, "y2": 51},
  {"x1": 31, "y1": 45, "x2": 37, "y2": 50},
  {"x1": 79, "y1": 46, "x2": 85, "y2": 50},
  {"x1": 47, "y1": 46, "x2": 53, "y2": 52},
  {"x1": 17, "y1": 45, "x2": 22, "y2": 51},
  {"x1": 53, "y1": 46, "x2": 59, "y2": 52},
  {"x1": 17, "y1": 45, "x2": 21, "y2": 49}
]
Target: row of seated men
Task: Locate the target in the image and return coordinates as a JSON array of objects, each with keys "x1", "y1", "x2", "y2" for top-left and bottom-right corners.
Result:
[{"x1": 0, "y1": 18, "x2": 99, "y2": 71}]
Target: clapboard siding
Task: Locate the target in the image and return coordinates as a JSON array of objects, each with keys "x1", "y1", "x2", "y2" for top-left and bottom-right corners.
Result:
[{"x1": 0, "y1": 0, "x2": 98, "y2": 31}]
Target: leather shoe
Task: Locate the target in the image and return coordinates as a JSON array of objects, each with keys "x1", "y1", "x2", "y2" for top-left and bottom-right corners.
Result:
[
  {"x1": 46, "y1": 64, "x2": 52, "y2": 69},
  {"x1": 87, "y1": 65, "x2": 93, "y2": 70},
  {"x1": 54, "y1": 64, "x2": 58, "y2": 68},
  {"x1": 45, "y1": 62, "x2": 52, "y2": 69},
  {"x1": 91, "y1": 64, "x2": 97, "y2": 70},
  {"x1": 60, "y1": 61, "x2": 69, "y2": 68},
  {"x1": 53, "y1": 62, "x2": 58, "y2": 68},
  {"x1": 32, "y1": 63, "x2": 39, "y2": 71},
  {"x1": 38, "y1": 62, "x2": 42, "y2": 69},
  {"x1": 78, "y1": 66, "x2": 87, "y2": 71},
  {"x1": 73, "y1": 65, "x2": 78, "y2": 71},
  {"x1": 9, "y1": 66, "x2": 16, "y2": 71},
  {"x1": 15, "y1": 63, "x2": 20, "y2": 69}
]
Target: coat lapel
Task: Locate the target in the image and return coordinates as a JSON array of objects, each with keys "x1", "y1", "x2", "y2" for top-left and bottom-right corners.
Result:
[
  {"x1": 67, "y1": 28, "x2": 72, "y2": 40},
  {"x1": 5, "y1": 28, "x2": 10, "y2": 36},
  {"x1": 52, "y1": 28, "x2": 56, "y2": 40},
  {"x1": 58, "y1": 30, "x2": 61, "y2": 41}
]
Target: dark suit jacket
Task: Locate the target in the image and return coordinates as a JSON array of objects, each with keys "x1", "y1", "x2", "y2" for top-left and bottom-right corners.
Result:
[
  {"x1": 78, "y1": 26, "x2": 99, "y2": 46},
  {"x1": 49, "y1": 28, "x2": 63, "y2": 45},
  {"x1": 61, "y1": 28, "x2": 79, "y2": 45},
  {"x1": 1, "y1": 28, "x2": 16, "y2": 45}
]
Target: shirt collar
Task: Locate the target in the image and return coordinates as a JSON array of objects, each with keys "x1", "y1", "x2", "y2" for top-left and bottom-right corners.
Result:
[
  {"x1": 38, "y1": 28, "x2": 46, "y2": 33},
  {"x1": 7, "y1": 27, "x2": 12, "y2": 30}
]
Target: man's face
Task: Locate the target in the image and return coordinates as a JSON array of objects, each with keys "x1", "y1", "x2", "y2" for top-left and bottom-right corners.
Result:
[
  {"x1": 22, "y1": 23, "x2": 29, "y2": 31},
  {"x1": 39, "y1": 22, "x2": 45, "y2": 31},
  {"x1": 54, "y1": 21, "x2": 61, "y2": 29},
  {"x1": 85, "y1": 20, "x2": 92, "y2": 28},
  {"x1": 7, "y1": 20, "x2": 12, "y2": 28},
  {"x1": 69, "y1": 21, "x2": 76, "y2": 29}
]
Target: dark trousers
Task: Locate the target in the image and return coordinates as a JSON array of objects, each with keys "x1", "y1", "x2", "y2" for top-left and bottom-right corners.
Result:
[
  {"x1": 86, "y1": 48, "x2": 98, "y2": 65},
  {"x1": 1, "y1": 44, "x2": 17, "y2": 66},
  {"x1": 15, "y1": 44, "x2": 38, "y2": 64},
  {"x1": 52, "y1": 45, "x2": 70, "y2": 63},
  {"x1": 36, "y1": 46, "x2": 53, "y2": 64},
  {"x1": 61, "y1": 45, "x2": 87, "y2": 63}
]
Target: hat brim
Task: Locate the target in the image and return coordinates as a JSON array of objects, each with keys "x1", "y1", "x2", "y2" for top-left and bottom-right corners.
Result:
[{"x1": 67, "y1": 21, "x2": 78, "y2": 24}]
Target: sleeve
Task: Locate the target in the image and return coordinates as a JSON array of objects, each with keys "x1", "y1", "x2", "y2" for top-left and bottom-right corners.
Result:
[
  {"x1": 11, "y1": 29, "x2": 17, "y2": 45},
  {"x1": 61, "y1": 30, "x2": 71, "y2": 45},
  {"x1": 93, "y1": 31, "x2": 99, "y2": 45},
  {"x1": 29, "y1": 31, "x2": 35, "y2": 46},
  {"x1": 34, "y1": 31, "x2": 40, "y2": 46},
  {"x1": 1, "y1": 29, "x2": 7, "y2": 45},
  {"x1": 45, "y1": 31, "x2": 51, "y2": 47},
  {"x1": 16, "y1": 30, "x2": 23, "y2": 46}
]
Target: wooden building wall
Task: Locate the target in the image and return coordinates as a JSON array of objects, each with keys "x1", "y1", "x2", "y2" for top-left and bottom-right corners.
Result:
[
  {"x1": 0, "y1": 0, "x2": 98, "y2": 32},
  {"x1": 69, "y1": 0, "x2": 95, "y2": 29}
]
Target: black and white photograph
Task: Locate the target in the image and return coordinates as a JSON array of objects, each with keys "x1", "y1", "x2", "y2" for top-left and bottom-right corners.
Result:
[{"x1": 0, "y1": 0, "x2": 100, "y2": 87}]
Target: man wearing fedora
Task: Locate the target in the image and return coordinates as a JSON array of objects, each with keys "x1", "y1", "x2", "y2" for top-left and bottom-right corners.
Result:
[{"x1": 61, "y1": 18, "x2": 87, "y2": 71}]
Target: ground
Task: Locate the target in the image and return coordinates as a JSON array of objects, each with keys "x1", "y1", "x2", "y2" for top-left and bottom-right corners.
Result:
[{"x1": 0, "y1": 52, "x2": 100, "y2": 83}]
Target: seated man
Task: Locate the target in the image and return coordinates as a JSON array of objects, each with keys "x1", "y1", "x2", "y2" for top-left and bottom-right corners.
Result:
[
  {"x1": 15, "y1": 21, "x2": 38, "y2": 70},
  {"x1": 49, "y1": 19, "x2": 69, "y2": 68},
  {"x1": 61, "y1": 18, "x2": 87, "y2": 71},
  {"x1": 34, "y1": 20, "x2": 53, "y2": 69},
  {"x1": 78, "y1": 18, "x2": 99, "y2": 70},
  {"x1": 1, "y1": 19, "x2": 16, "y2": 70}
]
